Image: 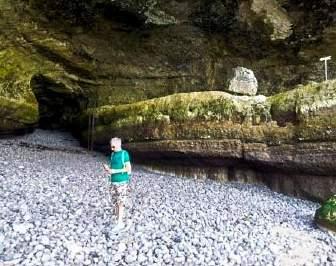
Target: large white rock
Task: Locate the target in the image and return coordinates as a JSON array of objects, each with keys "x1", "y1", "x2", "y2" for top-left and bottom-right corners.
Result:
[{"x1": 228, "y1": 67, "x2": 258, "y2": 96}]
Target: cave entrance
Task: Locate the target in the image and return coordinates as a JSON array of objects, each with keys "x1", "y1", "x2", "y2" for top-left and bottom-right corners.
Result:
[{"x1": 31, "y1": 75, "x2": 88, "y2": 134}]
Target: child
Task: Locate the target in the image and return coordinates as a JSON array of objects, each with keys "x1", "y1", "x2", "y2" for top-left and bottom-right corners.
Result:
[{"x1": 103, "y1": 137, "x2": 132, "y2": 231}]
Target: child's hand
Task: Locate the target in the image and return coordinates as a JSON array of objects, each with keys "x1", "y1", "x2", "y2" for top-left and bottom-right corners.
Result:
[{"x1": 103, "y1": 164, "x2": 111, "y2": 174}]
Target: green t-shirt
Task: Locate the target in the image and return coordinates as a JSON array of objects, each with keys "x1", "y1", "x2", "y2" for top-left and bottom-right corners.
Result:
[{"x1": 109, "y1": 149, "x2": 130, "y2": 184}]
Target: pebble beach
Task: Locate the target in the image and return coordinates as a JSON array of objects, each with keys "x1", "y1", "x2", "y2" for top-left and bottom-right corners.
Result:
[{"x1": 0, "y1": 130, "x2": 335, "y2": 266}]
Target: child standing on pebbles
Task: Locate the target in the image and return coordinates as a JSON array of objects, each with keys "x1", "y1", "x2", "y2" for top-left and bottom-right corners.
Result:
[{"x1": 103, "y1": 137, "x2": 132, "y2": 231}]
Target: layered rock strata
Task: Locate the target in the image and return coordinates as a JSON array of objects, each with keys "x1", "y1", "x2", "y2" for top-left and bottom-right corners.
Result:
[
  {"x1": 83, "y1": 81, "x2": 336, "y2": 201},
  {"x1": 1, "y1": 0, "x2": 336, "y2": 201}
]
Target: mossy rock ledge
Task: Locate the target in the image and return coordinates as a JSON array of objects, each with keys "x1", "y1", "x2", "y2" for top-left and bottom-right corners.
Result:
[
  {"x1": 82, "y1": 80, "x2": 336, "y2": 201},
  {"x1": 84, "y1": 80, "x2": 336, "y2": 144},
  {"x1": 315, "y1": 195, "x2": 336, "y2": 233}
]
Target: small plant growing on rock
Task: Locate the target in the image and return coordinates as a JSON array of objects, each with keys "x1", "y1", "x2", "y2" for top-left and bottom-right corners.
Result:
[{"x1": 315, "y1": 195, "x2": 336, "y2": 233}]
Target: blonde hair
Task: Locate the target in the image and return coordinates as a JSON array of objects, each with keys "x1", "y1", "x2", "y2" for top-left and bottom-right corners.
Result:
[{"x1": 110, "y1": 137, "x2": 122, "y2": 148}]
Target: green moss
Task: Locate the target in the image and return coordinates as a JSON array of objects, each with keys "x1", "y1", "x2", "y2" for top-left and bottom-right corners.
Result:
[
  {"x1": 86, "y1": 91, "x2": 266, "y2": 127},
  {"x1": 0, "y1": 26, "x2": 94, "y2": 133},
  {"x1": 82, "y1": 80, "x2": 336, "y2": 145},
  {"x1": 268, "y1": 81, "x2": 336, "y2": 120},
  {"x1": 268, "y1": 89, "x2": 298, "y2": 126},
  {"x1": 0, "y1": 96, "x2": 38, "y2": 131},
  {"x1": 86, "y1": 119, "x2": 295, "y2": 146},
  {"x1": 267, "y1": 80, "x2": 336, "y2": 141},
  {"x1": 0, "y1": 49, "x2": 36, "y2": 101},
  {"x1": 315, "y1": 195, "x2": 336, "y2": 233},
  {"x1": 81, "y1": 91, "x2": 295, "y2": 144},
  {"x1": 0, "y1": 48, "x2": 41, "y2": 132}
]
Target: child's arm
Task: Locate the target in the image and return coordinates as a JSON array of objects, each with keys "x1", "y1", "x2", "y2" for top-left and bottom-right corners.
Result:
[
  {"x1": 103, "y1": 163, "x2": 128, "y2": 174},
  {"x1": 125, "y1": 161, "x2": 132, "y2": 175}
]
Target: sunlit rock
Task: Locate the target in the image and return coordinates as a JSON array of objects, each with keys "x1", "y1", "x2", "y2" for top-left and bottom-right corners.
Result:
[{"x1": 228, "y1": 67, "x2": 258, "y2": 96}]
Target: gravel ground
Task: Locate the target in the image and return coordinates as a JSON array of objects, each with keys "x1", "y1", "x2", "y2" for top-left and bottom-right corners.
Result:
[{"x1": 0, "y1": 129, "x2": 335, "y2": 266}]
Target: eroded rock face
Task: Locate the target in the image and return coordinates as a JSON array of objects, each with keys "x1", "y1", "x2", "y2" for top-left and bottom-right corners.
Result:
[
  {"x1": 0, "y1": 0, "x2": 96, "y2": 132},
  {"x1": 4, "y1": 0, "x2": 336, "y2": 109},
  {"x1": 1, "y1": 0, "x2": 336, "y2": 200},
  {"x1": 239, "y1": 0, "x2": 293, "y2": 41},
  {"x1": 124, "y1": 139, "x2": 336, "y2": 201},
  {"x1": 0, "y1": 48, "x2": 38, "y2": 133},
  {"x1": 83, "y1": 81, "x2": 336, "y2": 201},
  {"x1": 96, "y1": 0, "x2": 179, "y2": 26}
]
